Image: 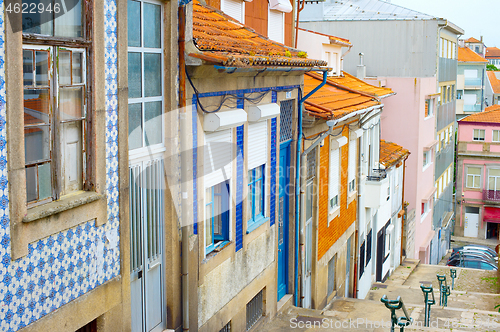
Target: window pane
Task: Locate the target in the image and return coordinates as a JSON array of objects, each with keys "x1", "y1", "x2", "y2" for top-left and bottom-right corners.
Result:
[
  {"x1": 35, "y1": 51, "x2": 49, "y2": 86},
  {"x1": 490, "y1": 169, "x2": 500, "y2": 177},
  {"x1": 38, "y1": 162, "x2": 52, "y2": 200},
  {"x1": 468, "y1": 167, "x2": 481, "y2": 175},
  {"x1": 24, "y1": 125, "x2": 50, "y2": 164},
  {"x1": 143, "y1": 3, "x2": 161, "y2": 48},
  {"x1": 214, "y1": 190, "x2": 222, "y2": 237},
  {"x1": 23, "y1": 1, "x2": 53, "y2": 35},
  {"x1": 144, "y1": 53, "x2": 161, "y2": 97},
  {"x1": 205, "y1": 205, "x2": 213, "y2": 246},
  {"x1": 23, "y1": 50, "x2": 34, "y2": 86},
  {"x1": 144, "y1": 101, "x2": 162, "y2": 146},
  {"x1": 24, "y1": 89, "x2": 50, "y2": 126},
  {"x1": 61, "y1": 121, "x2": 83, "y2": 193},
  {"x1": 128, "y1": 103, "x2": 143, "y2": 150},
  {"x1": 247, "y1": 183, "x2": 253, "y2": 219},
  {"x1": 255, "y1": 179, "x2": 262, "y2": 216},
  {"x1": 54, "y1": 0, "x2": 83, "y2": 38},
  {"x1": 59, "y1": 51, "x2": 72, "y2": 85},
  {"x1": 489, "y1": 177, "x2": 495, "y2": 190},
  {"x1": 128, "y1": 0, "x2": 141, "y2": 47},
  {"x1": 128, "y1": 52, "x2": 142, "y2": 98},
  {"x1": 72, "y1": 52, "x2": 83, "y2": 84},
  {"x1": 60, "y1": 87, "x2": 84, "y2": 120},
  {"x1": 305, "y1": 182, "x2": 312, "y2": 221},
  {"x1": 248, "y1": 170, "x2": 253, "y2": 183},
  {"x1": 26, "y1": 166, "x2": 38, "y2": 202}
]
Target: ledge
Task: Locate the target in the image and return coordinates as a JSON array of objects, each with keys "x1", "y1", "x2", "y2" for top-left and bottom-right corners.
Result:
[{"x1": 23, "y1": 191, "x2": 104, "y2": 223}]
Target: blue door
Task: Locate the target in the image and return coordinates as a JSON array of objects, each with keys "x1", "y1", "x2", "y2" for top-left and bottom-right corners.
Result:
[{"x1": 278, "y1": 141, "x2": 291, "y2": 301}]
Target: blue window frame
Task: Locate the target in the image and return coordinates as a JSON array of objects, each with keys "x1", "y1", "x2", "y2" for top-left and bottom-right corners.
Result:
[
  {"x1": 205, "y1": 181, "x2": 230, "y2": 254},
  {"x1": 247, "y1": 165, "x2": 266, "y2": 232}
]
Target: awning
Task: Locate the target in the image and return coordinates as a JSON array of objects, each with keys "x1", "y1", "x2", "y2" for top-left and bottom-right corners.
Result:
[{"x1": 484, "y1": 207, "x2": 500, "y2": 223}]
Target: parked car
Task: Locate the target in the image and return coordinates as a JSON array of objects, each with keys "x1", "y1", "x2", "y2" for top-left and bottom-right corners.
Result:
[
  {"x1": 448, "y1": 251, "x2": 497, "y2": 264},
  {"x1": 447, "y1": 258, "x2": 498, "y2": 271},
  {"x1": 452, "y1": 245, "x2": 497, "y2": 258}
]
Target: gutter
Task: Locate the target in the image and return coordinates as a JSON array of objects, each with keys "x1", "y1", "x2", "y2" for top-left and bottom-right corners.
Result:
[
  {"x1": 213, "y1": 65, "x2": 330, "y2": 73},
  {"x1": 294, "y1": 70, "x2": 328, "y2": 307}
]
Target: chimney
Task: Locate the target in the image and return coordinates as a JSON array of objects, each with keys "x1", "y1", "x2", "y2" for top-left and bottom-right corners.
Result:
[
  {"x1": 480, "y1": 35, "x2": 483, "y2": 43},
  {"x1": 357, "y1": 53, "x2": 366, "y2": 79}
]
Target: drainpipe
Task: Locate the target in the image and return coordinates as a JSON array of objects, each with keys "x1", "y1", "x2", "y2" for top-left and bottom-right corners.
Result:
[
  {"x1": 179, "y1": 4, "x2": 189, "y2": 331},
  {"x1": 294, "y1": 70, "x2": 328, "y2": 306},
  {"x1": 400, "y1": 158, "x2": 407, "y2": 264}
]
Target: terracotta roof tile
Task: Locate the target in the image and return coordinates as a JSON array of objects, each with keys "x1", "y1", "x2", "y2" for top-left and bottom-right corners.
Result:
[
  {"x1": 487, "y1": 71, "x2": 500, "y2": 94},
  {"x1": 486, "y1": 47, "x2": 500, "y2": 58},
  {"x1": 190, "y1": 1, "x2": 326, "y2": 68},
  {"x1": 326, "y1": 72, "x2": 395, "y2": 98},
  {"x1": 465, "y1": 37, "x2": 481, "y2": 43},
  {"x1": 458, "y1": 46, "x2": 487, "y2": 63},
  {"x1": 379, "y1": 140, "x2": 410, "y2": 168},
  {"x1": 460, "y1": 106, "x2": 500, "y2": 123},
  {"x1": 303, "y1": 72, "x2": 389, "y2": 119},
  {"x1": 297, "y1": 28, "x2": 352, "y2": 46}
]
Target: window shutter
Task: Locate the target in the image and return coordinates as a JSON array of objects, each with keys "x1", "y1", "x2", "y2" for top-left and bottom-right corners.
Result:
[
  {"x1": 204, "y1": 129, "x2": 233, "y2": 188},
  {"x1": 222, "y1": 0, "x2": 244, "y2": 22},
  {"x1": 329, "y1": 148, "x2": 339, "y2": 200},
  {"x1": 248, "y1": 121, "x2": 268, "y2": 170},
  {"x1": 268, "y1": 9, "x2": 284, "y2": 43},
  {"x1": 348, "y1": 139, "x2": 356, "y2": 184}
]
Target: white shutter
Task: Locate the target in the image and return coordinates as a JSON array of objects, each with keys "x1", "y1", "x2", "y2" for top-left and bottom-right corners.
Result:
[
  {"x1": 348, "y1": 139, "x2": 356, "y2": 184},
  {"x1": 329, "y1": 148, "x2": 339, "y2": 200},
  {"x1": 222, "y1": 0, "x2": 244, "y2": 22},
  {"x1": 464, "y1": 93, "x2": 477, "y2": 105},
  {"x1": 248, "y1": 121, "x2": 268, "y2": 169},
  {"x1": 204, "y1": 129, "x2": 232, "y2": 188},
  {"x1": 268, "y1": 9, "x2": 284, "y2": 43}
]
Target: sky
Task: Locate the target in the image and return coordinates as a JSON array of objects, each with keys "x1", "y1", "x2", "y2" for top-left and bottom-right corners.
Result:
[{"x1": 390, "y1": 0, "x2": 499, "y2": 47}]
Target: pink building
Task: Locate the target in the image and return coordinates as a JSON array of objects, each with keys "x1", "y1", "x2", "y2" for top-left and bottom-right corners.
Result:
[{"x1": 456, "y1": 105, "x2": 500, "y2": 239}]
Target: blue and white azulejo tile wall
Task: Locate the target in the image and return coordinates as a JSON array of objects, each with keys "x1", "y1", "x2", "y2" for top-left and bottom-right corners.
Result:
[{"x1": 0, "y1": 1, "x2": 121, "y2": 330}]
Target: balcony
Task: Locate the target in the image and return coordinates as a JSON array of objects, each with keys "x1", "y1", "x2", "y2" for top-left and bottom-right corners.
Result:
[
  {"x1": 483, "y1": 190, "x2": 500, "y2": 203},
  {"x1": 464, "y1": 78, "x2": 482, "y2": 88},
  {"x1": 365, "y1": 169, "x2": 389, "y2": 209},
  {"x1": 463, "y1": 104, "x2": 482, "y2": 113}
]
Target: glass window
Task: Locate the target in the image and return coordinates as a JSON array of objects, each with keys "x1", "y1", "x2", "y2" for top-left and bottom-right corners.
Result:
[
  {"x1": 23, "y1": 0, "x2": 83, "y2": 38},
  {"x1": 488, "y1": 169, "x2": 500, "y2": 191},
  {"x1": 24, "y1": 47, "x2": 87, "y2": 204},
  {"x1": 423, "y1": 150, "x2": 431, "y2": 168},
  {"x1": 247, "y1": 165, "x2": 265, "y2": 230},
  {"x1": 473, "y1": 129, "x2": 485, "y2": 141},
  {"x1": 493, "y1": 130, "x2": 500, "y2": 142},
  {"x1": 205, "y1": 181, "x2": 230, "y2": 254}
]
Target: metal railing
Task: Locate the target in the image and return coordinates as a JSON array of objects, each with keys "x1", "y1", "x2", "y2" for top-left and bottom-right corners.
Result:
[
  {"x1": 420, "y1": 284, "x2": 435, "y2": 327},
  {"x1": 246, "y1": 290, "x2": 263, "y2": 330},
  {"x1": 464, "y1": 78, "x2": 482, "y2": 87},
  {"x1": 463, "y1": 104, "x2": 482, "y2": 113},
  {"x1": 484, "y1": 190, "x2": 500, "y2": 202},
  {"x1": 367, "y1": 168, "x2": 387, "y2": 181},
  {"x1": 380, "y1": 295, "x2": 413, "y2": 332}
]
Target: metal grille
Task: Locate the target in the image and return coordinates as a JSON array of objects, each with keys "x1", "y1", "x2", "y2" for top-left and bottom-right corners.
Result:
[
  {"x1": 280, "y1": 99, "x2": 293, "y2": 142},
  {"x1": 129, "y1": 165, "x2": 143, "y2": 273},
  {"x1": 220, "y1": 321, "x2": 231, "y2": 332},
  {"x1": 306, "y1": 148, "x2": 316, "y2": 179},
  {"x1": 246, "y1": 290, "x2": 263, "y2": 330}
]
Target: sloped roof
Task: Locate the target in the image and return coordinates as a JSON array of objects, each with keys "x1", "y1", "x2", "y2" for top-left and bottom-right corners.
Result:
[
  {"x1": 190, "y1": 0, "x2": 327, "y2": 68},
  {"x1": 297, "y1": 28, "x2": 352, "y2": 46},
  {"x1": 326, "y1": 72, "x2": 395, "y2": 98},
  {"x1": 465, "y1": 37, "x2": 481, "y2": 43},
  {"x1": 380, "y1": 140, "x2": 410, "y2": 168},
  {"x1": 319, "y1": 0, "x2": 435, "y2": 21},
  {"x1": 459, "y1": 106, "x2": 500, "y2": 124},
  {"x1": 487, "y1": 71, "x2": 500, "y2": 94},
  {"x1": 458, "y1": 46, "x2": 487, "y2": 63},
  {"x1": 486, "y1": 47, "x2": 500, "y2": 58},
  {"x1": 303, "y1": 71, "x2": 394, "y2": 119}
]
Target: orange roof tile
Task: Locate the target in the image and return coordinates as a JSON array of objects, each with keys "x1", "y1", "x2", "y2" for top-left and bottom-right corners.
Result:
[
  {"x1": 379, "y1": 140, "x2": 410, "y2": 168},
  {"x1": 325, "y1": 72, "x2": 395, "y2": 98},
  {"x1": 487, "y1": 71, "x2": 500, "y2": 94},
  {"x1": 460, "y1": 106, "x2": 500, "y2": 124},
  {"x1": 297, "y1": 28, "x2": 352, "y2": 46},
  {"x1": 303, "y1": 72, "x2": 381, "y2": 119},
  {"x1": 486, "y1": 47, "x2": 500, "y2": 58},
  {"x1": 458, "y1": 46, "x2": 487, "y2": 63},
  {"x1": 465, "y1": 37, "x2": 481, "y2": 43},
  {"x1": 190, "y1": 1, "x2": 326, "y2": 68}
]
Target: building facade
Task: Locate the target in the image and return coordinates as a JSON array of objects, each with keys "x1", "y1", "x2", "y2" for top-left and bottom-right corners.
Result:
[{"x1": 486, "y1": 71, "x2": 500, "y2": 106}]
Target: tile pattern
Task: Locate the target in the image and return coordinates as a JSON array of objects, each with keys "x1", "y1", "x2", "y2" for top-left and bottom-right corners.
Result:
[
  {"x1": 235, "y1": 125, "x2": 244, "y2": 251},
  {"x1": 0, "y1": 1, "x2": 120, "y2": 330},
  {"x1": 269, "y1": 118, "x2": 277, "y2": 227},
  {"x1": 192, "y1": 95, "x2": 198, "y2": 234},
  {"x1": 460, "y1": 105, "x2": 500, "y2": 123},
  {"x1": 458, "y1": 46, "x2": 488, "y2": 63},
  {"x1": 379, "y1": 140, "x2": 410, "y2": 168}
]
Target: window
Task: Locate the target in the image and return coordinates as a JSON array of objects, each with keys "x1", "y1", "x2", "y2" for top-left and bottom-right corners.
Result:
[
  {"x1": 488, "y1": 169, "x2": 500, "y2": 191},
  {"x1": 423, "y1": 150, "x2": 431, "y2": 169},
  {"x1": 348, "y1": 139, "x2": 356, "y2": 193},
  {"x1": 366, "y1": 229, "x2": 372, "y2": 265},
  {"x1": 23, "y1": 0, "x2": 89, "y2": 205},
  {"x1": 205, "y1": 181, "x2": 230, "y2": 254},
  {"x1": 421, "y1": 201, "x2": 429, "y2": 217},
  {"x1": 268, "y1": 8, "x2": 284, "y2": 43},
  {"x1": 329, "y1": 147, "x2": 340, "y2": 211},
  {"x1": 425, "y1": 99, "x2": 433, "y2": 117},
  {"x1": 359, "y1": 241, "x2": 365, "y2": 277},
  {"x1": 246, "y1": 290, "x2": 263, "y2": 330},
  {"x1": 493, "y1": 130, "x2": 500, "y2": 142},
  {"x1": 247, "y1": 165, "x2": 265, "y2": 230},
  {"x1": 327, "y1": 255, "x2": 336, "y2": 295},
  {"x1": 473, "y1": 129, "x2": 485, "y2": 141},
  {"x1": 466, "y1": 166, "x2": 481, "y2": 189},
  {"x1": 221, "y1": 0, "x2": 244, "y2": 22},
  {"x1": 128, "y1": 0, "x2": 163, "y2": 152}
]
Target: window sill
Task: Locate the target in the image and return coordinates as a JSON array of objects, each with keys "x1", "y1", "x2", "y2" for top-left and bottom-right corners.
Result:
[
  {"x1": 347, "y1": 190, "x2": 357, "y2": 206},
  {"x1": 246, "y1": 216, "x2": 270, "y2": 234},
  {"x1": 422, "y1": 163, "x2": 432, "y2": 172},
  {"x1": 23, "y1": 191, "x2": 103, "y2": 223},
  {"x1": 328, "y1": 206, "x2": 340, "y2": 226}
]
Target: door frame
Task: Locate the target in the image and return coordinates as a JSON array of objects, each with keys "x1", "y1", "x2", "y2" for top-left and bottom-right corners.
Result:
[{"x1": 277, "y1": 140, "x2": 291, "y2": 301}]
